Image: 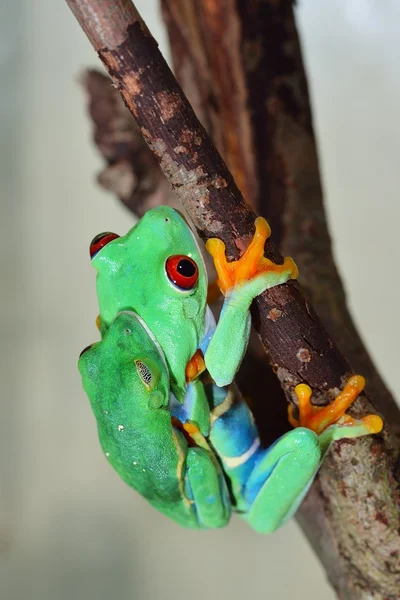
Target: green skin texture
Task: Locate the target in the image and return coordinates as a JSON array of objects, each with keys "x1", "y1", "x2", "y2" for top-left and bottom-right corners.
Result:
[
  {"x1": 83, "y1": 206, "x2": 375, "y2": 533},
  {"x1": 79, "y1": 311, "x2": 231, "y2": 529}
]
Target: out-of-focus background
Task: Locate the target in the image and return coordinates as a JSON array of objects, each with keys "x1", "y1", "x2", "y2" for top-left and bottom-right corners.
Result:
[{"x1": 1, "y1": 1, "x2": 399, "y2": 599}]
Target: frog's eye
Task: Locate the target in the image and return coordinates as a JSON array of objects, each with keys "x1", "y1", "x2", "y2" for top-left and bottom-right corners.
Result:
[
  {"x1": 90, "y1": 232, "x2": 120, "y2": 259},
  {"x1": 165, "y1": 255, "x2": 198, "y2": 290}
]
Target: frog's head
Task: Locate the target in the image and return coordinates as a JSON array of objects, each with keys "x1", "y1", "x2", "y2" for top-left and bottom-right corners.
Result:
[
  {"x1": 89, "y1": 206, "x2": 208, "y2": 400},
  {"x1": 78, "y1": 311, "x2": 170, "y2": 421}
]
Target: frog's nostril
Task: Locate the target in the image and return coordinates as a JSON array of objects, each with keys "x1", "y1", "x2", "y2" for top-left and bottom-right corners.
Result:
[{"x1": 90, "y1": 232, "x2": 120, "y2": 259}]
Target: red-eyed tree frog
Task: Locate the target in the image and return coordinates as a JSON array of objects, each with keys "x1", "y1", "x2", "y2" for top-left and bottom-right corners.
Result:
[{"x1": 79, "y1": 206, "x2": 383, "y2": 533}]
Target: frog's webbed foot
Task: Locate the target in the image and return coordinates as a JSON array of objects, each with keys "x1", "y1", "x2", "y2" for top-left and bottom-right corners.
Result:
[
  {"x1": 288, "y1": 376, "x2": 383, "y2": 442},
  {"x1": 205, "y1": 217, "x2": 298, "y2": 298}
]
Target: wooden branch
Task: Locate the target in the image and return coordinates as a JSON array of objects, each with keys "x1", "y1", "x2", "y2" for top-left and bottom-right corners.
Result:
[{"x1": 66, "y1": 1, "x2": 400, "y2": 598}]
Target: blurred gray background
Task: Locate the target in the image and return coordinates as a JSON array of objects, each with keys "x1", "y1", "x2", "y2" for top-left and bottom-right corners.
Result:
[{"x1": 1, "y1": 1, "x2": 399, "y2": 599}]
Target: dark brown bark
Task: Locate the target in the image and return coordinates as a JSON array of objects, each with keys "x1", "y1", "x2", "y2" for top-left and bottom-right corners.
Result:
[{"x1": 66, "y1": 1, "x2": 400, "y2": 598}]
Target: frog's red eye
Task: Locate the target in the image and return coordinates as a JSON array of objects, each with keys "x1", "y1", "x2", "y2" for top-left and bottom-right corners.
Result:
[
  {"x1": 90, "y1": 232, "x2": 120, "y2": 259},
  {"x1": 166, "y1": 255, "x2": 198, "y2": 290}
]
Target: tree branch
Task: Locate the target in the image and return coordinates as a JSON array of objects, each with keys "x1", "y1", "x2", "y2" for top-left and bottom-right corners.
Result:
[{"x1": 66, "y1": 1, "x2": 400, "y2": 597}]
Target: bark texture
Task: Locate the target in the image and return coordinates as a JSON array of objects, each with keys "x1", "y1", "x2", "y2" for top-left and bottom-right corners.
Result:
[{"x1": 66, "y1": 1, "x2": 400, "y2": 598}]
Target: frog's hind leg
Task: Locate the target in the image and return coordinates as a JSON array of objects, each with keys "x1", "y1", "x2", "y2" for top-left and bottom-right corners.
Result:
[
  {"x1": 208, "y1": 384, "x2": 263, "y2": 508},
  {"x1": 243, "y1": 428, "x2": 321, "y2": 534},
  {"x1": 207, "y1": 384, "x2": 321, "y2": 533}
]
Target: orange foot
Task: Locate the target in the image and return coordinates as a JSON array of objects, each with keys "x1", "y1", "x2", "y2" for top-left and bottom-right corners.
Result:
[
  {"x1": 205, "y1": 217, "x2": 298, "y2": 295},
  {"x1": 288, "y1": 376, "x2": 383, "y2": 436}
]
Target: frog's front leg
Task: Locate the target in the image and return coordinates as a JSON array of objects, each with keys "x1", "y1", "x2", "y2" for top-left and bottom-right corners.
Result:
[{"x1": 204, "y1": 218, "x2": 298, "y2": 386}]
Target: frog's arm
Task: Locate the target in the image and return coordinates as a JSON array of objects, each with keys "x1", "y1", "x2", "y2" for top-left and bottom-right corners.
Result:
[
  {"x1": 78, "y1": 311, "x2": 231, "y2": 530},
  {"x1": 204, "y1": 218, "x2": 298, "y2": 386}
]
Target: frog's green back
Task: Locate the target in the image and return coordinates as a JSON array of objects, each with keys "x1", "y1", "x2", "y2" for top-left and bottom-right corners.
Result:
[
  {"x1": 78, "y1": 312, "x2": 200, "y2": 528},
  {"x1": 92, "y1": 207, "x2": 208, "y2": 400}
]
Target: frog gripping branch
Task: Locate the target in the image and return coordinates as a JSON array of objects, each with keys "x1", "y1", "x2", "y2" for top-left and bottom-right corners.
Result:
[
  {"x1": 67, "y1": 0, "x2": 400, "y2": 595},
  {"x1": 79, "y1": 207, "x2": 382, "y2": 533}
]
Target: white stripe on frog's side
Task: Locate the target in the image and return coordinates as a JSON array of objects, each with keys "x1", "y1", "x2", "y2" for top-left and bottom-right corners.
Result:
[
  {"x1": 115, "y1": 311, "x2": 170, "y2": 385},
  {"x1": 220, "y1": 436, "x2": 261, "y2": 469}
]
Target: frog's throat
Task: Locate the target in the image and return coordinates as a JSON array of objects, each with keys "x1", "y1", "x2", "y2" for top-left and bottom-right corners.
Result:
[{"x1": 114, "y1": 310, "x2": 170, "y2": 386}]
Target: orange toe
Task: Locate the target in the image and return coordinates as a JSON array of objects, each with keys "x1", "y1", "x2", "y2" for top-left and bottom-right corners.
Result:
[{"x1": 206, "y1": 217, "x2": 298, "y2": 294}]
